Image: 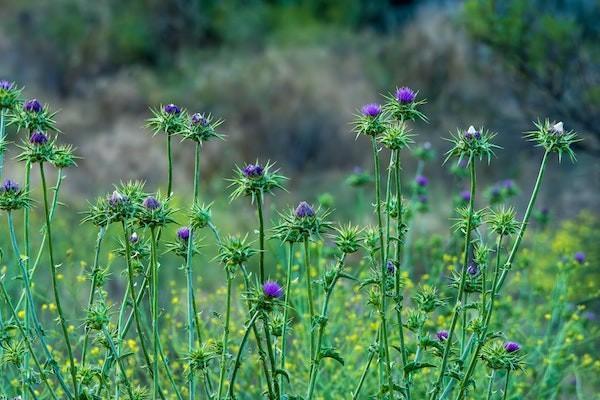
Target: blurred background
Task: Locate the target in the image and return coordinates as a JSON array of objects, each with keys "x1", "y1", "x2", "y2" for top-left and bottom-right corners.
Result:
[{"x1": 0, "y1": 0, "x2": 598, "y2": 217}]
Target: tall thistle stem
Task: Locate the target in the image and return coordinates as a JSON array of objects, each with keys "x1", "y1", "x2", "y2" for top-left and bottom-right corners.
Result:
[
  {"x1": 280, "y1": 242, "x2": 294, "y2": 392},
  {"x1": 431, "y1": 154, "x2": 475, "y2": 400},
  {"x1": 149, "y1": 226, "x2": 161, "y2": 400},
  {"x1": 102, "y1": 326, "x2": 135, "y2": 400},
  {"x1": 257, "y1": 192, "x2": 266, "y2": 282},
  {"x1": 370, "y1": 136, "x2": 393, "y2": 392},
  {"x1": 227, "y1": 309, "x2": 261, "y2": 399},
  {"x1": 495, "y1": 151, "x2": 549, "y2": 292},
  {"x1": 352, "y1": 329, "x2": 380, "y2": 400},
  {"x1": 0, "y1": 281, "x2": 60, "y2": 400},
  {"x1": 486, "y1": 370, "x2": 496, "y2": 400},
  {"x1": 304, "y1": 236, "x2": 316, "y2": 361},
  {"x1": 39, "y1": 162, "x2": 78, "y2": 398},
  {"x1": 0, "y1": 109, "x2": 5, "y2": 179},
  {"x1": 166, "y1": 132, "x2": 173, "y2": 197},
  {"x1": 81, "y1": 225, "x2": 107, "y2": 367},
  {"x1": 217, "y1": 270, "x2": 233, "y2": 399}
]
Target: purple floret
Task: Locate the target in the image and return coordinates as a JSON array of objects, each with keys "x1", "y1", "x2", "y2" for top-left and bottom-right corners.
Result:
[
  {"x1": 436, "y1": 330, "x2": 449, "y2": 341},
  {"x1": 395, "y1": 87, "x2": 416, "y2": 104},
  {"x1": 263, "y1": 280, "x2": 284, "y2": 299},
  {"x1": 0, "y1": 80, "x2": 14, "y2": 90},
  {"x1": 24, "y1": 99, "x2": 42, "y2": 113},
  {"x1": 177, "y1": 226, "x2": 191, "y2": 241},
  {"x1": 29, "y1": 131, "x2": 48, "y2": 145},
  {"x1": 163, "y1": 104, "x2": 181, "y2": 115},
  {"x1": 1, "y1": 179, "x2": 19, "y2": 193},
  {"x1": 415, "y1": 175, "x2": 429, "y2": 187},
  {"x1": 574, "y1": 252, "x2": 585, "y2": 264},
  {"x1": 504, "y1": 341, "x2": 521, "y2": 353},
  {"x1": 386, "y1": 260, "x2": 396, "y2": 275},
  {"x1": 143, "y1": 196, "x2": 161, "y2": 210},
  {"x1": 294, "y1": 201, "x2": 315, "y2": 218},
  {"x1": 242, "y1": 163, "x2": 264, "y2": 178},
  {"x1": 467, "y1": 263, "x2": 479, "y2": 276},
  {"x1": 191, "y1": 113, "x2": 209, "y2": 126},
  {"x1": 361, "y1": 103, "x2": 382, "y2": 117},
  {"x1": 460, "y1": 190, "x2": 471, "y2": 202}
]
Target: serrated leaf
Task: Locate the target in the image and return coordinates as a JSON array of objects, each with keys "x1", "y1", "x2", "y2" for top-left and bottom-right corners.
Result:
[
  {"x1": 274, "y1": 368, "x2": 290, "y2": 383},
  {"x1": 403, "y1": 361, "x2": 436, "y2": 374},
  {"x1": 319, "y1": 347, "x2": 344, "y2": 365}
]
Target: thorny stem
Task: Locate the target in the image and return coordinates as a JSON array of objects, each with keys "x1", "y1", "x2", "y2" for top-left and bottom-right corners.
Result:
[
  {"x1": 102, "y1": 326, "x2": 135, "y2": 400},
  {"x1": 496, "y1": 151, "x2": 550, "y2": 292},
  {"x1": 257, "y1": 191, "x2": 266, "y2": 282},
  {"x1": 280, "y1": 242, "x2": 294, "y2": 393},
  {"x1": 150, "y1": 227, "x2": 160, "y2": 400},
  {"x1": 81, "y1": 225, "x2": 107, "y2": 368},
  {"x1": 0, "y1": 109, "x2": 5, "y2": 180},
  {"x1": 262, "y1": 311, "x2": 281, "y2": 398},
  {"x1": 227, "y1": 310, "x2": 261, "y2": 399},
  {"x1": 502, "y1": 371, "x2": 511, "y2": 400},
  {"x1": 306, "y1": 255, "x2": 346, "y2": 399},
  {"x1": 39, "y1": 162, "x2": 79, "y2": 398},
  {"x1": 304, "y1": 236, "x2": 316, "y2": 361},
  {"x1": 486, "y1": 370, "x2": 496, "y2": 400},
  {"x1": 0, "y1": 281, "x2": 60, "y2": 400},
  {"x1": 167, "y1": 132, "x2": 173, "y2": 197},
  {"x1": 6, "y1": 212, "x2": 72, "y2": 398},
  {"x1": 371, "y1": 136, "x2": 393, "y2": 393},
  {"x1": 431, "y1": 154, "x2": 476, "y2": 400},
  {"x1": 217, "y1": 270, "x2": 233, "y2": 399},
  {"x1": 352, "y1": 329, "x2": 380, "y2": 400}
]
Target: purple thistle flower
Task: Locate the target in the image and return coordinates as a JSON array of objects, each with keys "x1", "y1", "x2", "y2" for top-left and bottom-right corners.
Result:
[
  {"x1": 415, "y1": 175, "x2": 429, "y2": 187},
  {"x1": 177, "y1": 226, "x2": 191, "y2": 241},
  {"x1": 386, "y1": 260, "x2": 396, "y2": 275},
  {"x1": 574, "y1": 252, "x2": 585, "y2": 264},
  {"x1": 460, "y1": 190, "x2": 471, "y2": 202},
  {"x1": 464, "y1": 126, "x2": 480, "y2": 140},
  {"x1": 467, "y1": 263, "x2": 479, "y2": 276},
  {"x1": 502, "y1": 179, "x2": 514, "y2": 189},
  {"x1": 29, "y1": 131, "x2": 48, "y2": 145},
  {"x1": 163, "y1": 104, "x2": 181, "y2": 115},
  {"x1": 295, "y1": 201, "x2": 315, "y2": 218},
  {"x1": 504, "y1": 341, "x2": 521, "y2": 353},
  {"x1": 550, "y1": 121, "x2": 564, "y2": 135},
  {"x1": 361, "y1": 103, "x2": 382, "y2": 117},
  {"x1": 418, "y1": 194, "x2": 428, "y2": 204},
  {"x1": 24, "y1": 98, "x2": 42, "y2": 113},
  {"x1": 108, "y1": 190, "x2": 125, "y2": 207},
  {"x1": 129, "y1": 232, "x2": 140, "y2": 243},
  {"x1": 0, "y1": 80, "x2": 14, "y2": 90},
  {"x1": 191, "y1": 113, "x2": 209, "y2": 126},
  {"x1": 263, "y1": 280, "x2": 284, "y2": 299},
  {"x1": 395, "y1": 87, "x2": 416, "y2": 104},
  {"x1": 436, "y1": 330, "x2": 449, "y2": 341},
  {"x1": 143, "y1": 196, "x2": 161, "y2": 210},
  {"x1": 242, "y1": 163, "x2": 264, "y2": 178},
  {"x1": 1, "y1": 179, "x2": 19, "y2": 193}
]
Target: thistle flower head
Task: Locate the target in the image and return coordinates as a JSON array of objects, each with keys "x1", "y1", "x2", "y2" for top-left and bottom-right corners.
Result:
[
  {"x1": 294, "y1": 201, "x2": 315, "y2": 218},
  {"x1": 380, "y1": 121, "x2": 414, "y2": 150},
  {"x1": 51, "y1": 144, "x2": 77, "y2": 168},
  {"x1": 24, "y1": 98, "x2": 42, "y2": 113},
  {"x1": 262, "y1": 280, "x2": 284, "y2": 299},
  {"x1": 190, "y1": 202, "x2": 214, "y2": 230},
  {"x1": 436, "y1": 330, "x2": 449, "y2": 341},
  {"x1": 85, "y1": 302, "x2": 110, "y2": 331},
  {"x1": 361, "y1": 103, "x2": 382, "y2": 117},
  {"x1": 186, "y1": 345, "x2": 218, "y2": 372},
  {"x1": 0, "y1": 80, "x2": 20, "y2": 110},
  {"x1": 383, "y1": 85, "x2": 427, "y2": 122},
  {"x1": 525, "y1": 119, "x2": 579, "y2": 162},
  {"x1": 345, "y1": 167, "x2": 373, "y2": 187},
  {"x1": 177, "y1": 226, "x2": 191, "y2": 241},
  {"x1": 183, "y1": 112, "x2": 225, "y2": 143},
  {"x1": 29, "y1": 131, "x2": 48, "y2": 145},
  {"x1": 467, "y1": 262, "x2": 479, "y2": 276},
  {"x1": 147, "y1": 103, "x2": 187, "y2": 135},
  {"x1": 415, "y1": 175, "x2": 429, "y2": 187},
  {"x1": 217, "y1": 235, "x2": 256, "y2": 268},
  {"x1": 386, "y1": 260, "x2": 396, "y2": 275},
  {"x1": 574, "y1": 251, "x2": 585, "y2": 264},
  {"x1": 130, "y1": 232, "x2": 140, "y2": 243},
  {"x1": 163, "y1": 103, "x2": 181, "y2": 115},
  {"x1": 108, "y1": 190, "x2": 126, "y2": 207},
  {"x1": 445, "y1": 126, "x2": 499, "y2": 165},
  {"x1": 395, "y1": 87, "x2": 416, "y2": 104},
  {"x1": 413, "y1": 141, "x2": 435, "y2": 161},
  {"x1": 504, "y1": 341, "x2": 521, "y2": 353},
  {"x1": 353, "y1": 103, "x2": 386, "y2": 137},
  {"x1": 82, "y1": 196, "x2": 111, "y2": 227},
  {"x1": 229, "y1": 161, "x2": 286, "y2": 203},
  {"x1": 452, "y1": 207, "x2": 483, "y2": 234},
  {"x1": 486, "y1": 207, "x2": 520, "y2": 236},
  {"x1": 459, "y1": 190, "x2": 471, "y2": 203},
  {"x1": 413, "y1": 286, "x2": 445, "y2": 313},
  {"x1": 333, "y1": 223, "x2": 362, "y2": 254},
  {"x1": 0, "y1": 178, "x2": 31, "y2": 211},
  {"x1": 136, "y1": 192, "x2": 175, "y2": 228}
]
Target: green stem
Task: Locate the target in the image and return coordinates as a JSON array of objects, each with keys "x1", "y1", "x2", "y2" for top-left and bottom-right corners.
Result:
[
  {"x1": 502, "y1": 371, "x2": 511, "y2": 400},
  {"x1": 81, "y1": 225, "x2": 107, "y2": 367},
  {"x1": 431, "y1": 154, "x2": 476, "y2": 400},
  {"x1": 150, "y1": 227, "x2": 160, "y2": 400},
  {"x1": 280, "y1": 242, "x2": 294, "y2": 393},
  {"x1": 185, "y1": 230, "x2": 197, "y2": 399},
  {"x1": 167, "y1": 132, "x2": 173, "y2": 197},
  {"x1": 370, "y1": 136, "x2": 393, "y2": 393},
  {"x1": 304, "y1": 236, "x2": 316, "y2": 361},
  {"x1": 486, "y1": 370, "x2": 496, "y2": 400},
  {"x1": 306, "y1": 255, "x2": 346, "y2": 399},
  {"x1": 0, "y1": 281, "x2": 60, "y2": 400},
  {"x1": 217, "y1": 271, "x2": 233, "y2": 399},
  {"x1": 457, "y1": 235, "x2": 504, "y2": 399},
  {"x1": 496, "y1": 151, "x2": 549, "y2": 292},
  {"x1": 102, "y1": 326, "x2": 135, "y2": 400},
  {"x1": 0, "y1": 109, "x2": 5, "y2": 180},
  {"x1": 352, "y1": 329, "x2": 379, "y2": 400},
  {"x1": 39, "y1": 162, "x2": 79, "y2": 398},
  {"x1": 227, "y1": 310, "x2": 261, "y2": 399},
  {"x1": 261, "y1": 311, "x2": 280, "y2": 399},
  {"x1": 257, "y1": 192, "x2": 266, "y2": 282}
]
